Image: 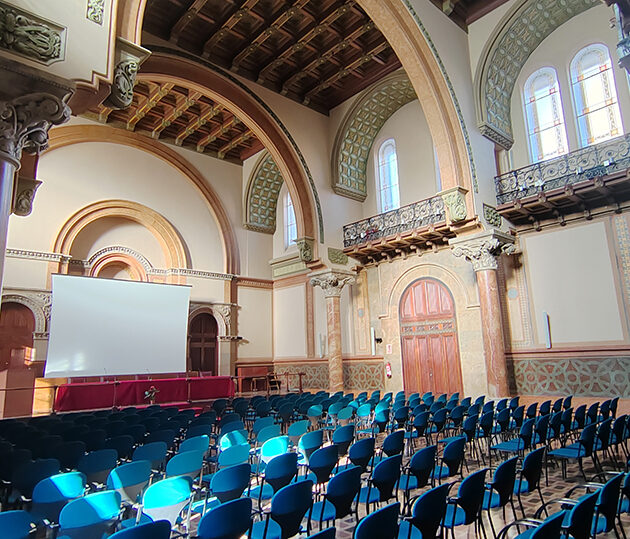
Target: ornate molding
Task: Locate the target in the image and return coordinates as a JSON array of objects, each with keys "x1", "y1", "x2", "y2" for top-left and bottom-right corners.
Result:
[
  {"x1": 87, "y1": 245, "x2": 153, "y2": 273},
  {"x1": 328, "y1": 247, "x2": 348, "y2": 266},
  {"x1": 483, "y1": 204, "x2": 502, "y2": 228},
  {"x1": 104, "y1": 38, "x2": 150, "y2": 110},
  {"x1": 244, "y1": 151, "x2": 284, "y2": 234},
  {"x1": 2, "y1": 288, "x2": 50, "y2": 332},
  {"x1": 475, "y1": 0, "x2": 597, "y2": 150},
  {"x1": 6, "y1": 248, "x2": 71, "y2": 262},
  {"x1": 12, "y1": 176, "x2": 41, "y2": 216},
  {"x1": 86, "y1": 0, "x2": 105, "y2": 25},
  {"x1": 295, "y1": 236, "x2": 314, "y2": 263},
  {"x1": 440, "y1": 186, "x2": 468, "y2": 223},
  {"x1": 0, "y1": 3, "x2": 65, "y2": 65},
  {"x1": 449, "y1": 230, "x2": 515, "y2": 272},
  {"x1": 0, "y1": 92, "x2": 70, "y2": 165},
  {"x1": 310, "y1": 269, "x2": 355, "y2": 298}
]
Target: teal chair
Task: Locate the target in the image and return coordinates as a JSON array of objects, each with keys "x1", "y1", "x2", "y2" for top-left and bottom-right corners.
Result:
[
  {"x1": 106, "y1": 460, "x2": 152, "y2": 505},
  {"x1": 56, "y1": 490, "x2": 122, "y2": 539}
]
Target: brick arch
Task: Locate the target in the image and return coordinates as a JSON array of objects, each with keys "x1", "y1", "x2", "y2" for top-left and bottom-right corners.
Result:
[
  {"x1": 46, "y1": 124, "x2": 240, "y2": 274},
  {"x1": 244, "y1": 151, "x2": 284, "y2": 234},
  {"x1": 474, "y1": 0, "x2": 598, "y2": 150},
  {"x1": 332, "y1": 72, "x2": 417, "y2": 201}
]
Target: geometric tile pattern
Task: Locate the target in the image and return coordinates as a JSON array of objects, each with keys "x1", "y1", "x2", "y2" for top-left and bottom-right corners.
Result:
[
  {"x1": 513, "y1": 356, "x2": 630, "y2": 397},
  {"x1": 274, "y1": 360, "x2": 384, "y2": 391},
  {"x1": 614, "y1": 214, "x2": 630, "y2": 306},
  {"x1": 244, "y1": 152, "x2": 284, "y2": 234},
  {"x1": 274, "y1": 362, "x2": 328, "y2": 390},
  {"x1": 477, "y1": 0, "x2": 597, "y2": 150},
  {"x1": 333, "y1": 73, "x2": 416, "y2": 201}
]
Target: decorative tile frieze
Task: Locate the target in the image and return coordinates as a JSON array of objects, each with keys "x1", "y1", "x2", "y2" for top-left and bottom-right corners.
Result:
[
  {"x1": 86, "y1": 0, "x2": 105, "y2": 25},
  {"x1": 6, "y1": 249, "x2": 71, "y2": 263},
  {"x1": 343, "y1": 361, "x2": 383, "y2": 390},
  {"x1": 245, "y1": 152, "x2": 284, "y2": 234}
]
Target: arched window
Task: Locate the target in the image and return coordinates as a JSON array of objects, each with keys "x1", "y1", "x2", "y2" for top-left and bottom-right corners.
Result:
[
  {"x1": 523, "y1": 67, "x2": 569, "y2": 162},
  {"x1": 284, "y1": 191, "x2": 297, "y2": 248},
  {"x1": 376, "y1": 139, "x2": 401, "y2": 213},
  {"x1": 570, "y1": 44, "x2": 623, "y2": 147}
]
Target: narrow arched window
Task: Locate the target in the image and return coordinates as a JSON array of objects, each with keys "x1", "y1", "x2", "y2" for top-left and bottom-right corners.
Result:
[
  {"x1": 571, "y1": 43, "x2": 623, "y2": 147},
  {"x1": 284, "y1": 191, "x2": 297, "y2": 248},
  {"x1": 523, "y1": 67, "x2": 569, "y2": 162},
  {"x1": 377, "y1": 139, "x2": 400, "y2": 213}
]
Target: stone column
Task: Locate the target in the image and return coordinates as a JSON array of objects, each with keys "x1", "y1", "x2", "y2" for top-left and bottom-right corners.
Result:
[
  {"x1": 450, "y1": 230, "x2": 515, "y2": 397},
  {"x1": 0, "y1": 60, "x2": 72, "y2": 297},
  {"x1": 310, "y1": 269, "x2": 354, "y2": 393}
]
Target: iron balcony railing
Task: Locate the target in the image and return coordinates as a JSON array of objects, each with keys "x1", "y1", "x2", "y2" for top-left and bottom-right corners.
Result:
[
  {"x1": 495, "y1": 133, "x2": 630, "y2": 205},
  {"x1": 343, "y1": 194, "x2": 446, "y2": 248}
]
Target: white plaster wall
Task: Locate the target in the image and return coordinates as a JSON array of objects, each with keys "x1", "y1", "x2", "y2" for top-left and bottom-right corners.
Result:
[
  {"x1": 239, "y1": 287, "x2": 273, "y2": 358},
  {"x1": 2, "y1": 258, "x2": 49, "y2": 290},
  {"x1": 313, "y1": 286, "x2": 327, "y2": 358},
  {"x1": 509, "y1": 5, "x2": 630, "y2": 168},
  {"x1": 273, "y1": 285, "x2": 307, "y2": 358},
  {"x1": 521, "y1": 221, "x2": 625, "y2": 345},
  {"x1": 187, "y1": 277, "x2": 228, "y2": 304},
  {"x1": 363, "y1": 101, "x2": 438, "y2": 218}
]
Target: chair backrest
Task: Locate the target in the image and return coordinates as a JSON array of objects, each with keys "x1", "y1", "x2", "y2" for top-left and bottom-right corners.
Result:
[
  {"x1": 132, "y1": 441, "x2": 168, "y2": 470},
  {"x1": 530, "y1": 511, "x2": 565, "y2": 539},
  {"x1": 179, "y1": 434, "x2": 210, "y2": 454},
  {"x1": 218, "y1": 443, "x2": 250, "y2": 468},
  {"x1": 270, "y1": 479, "x2": 314, "y2": 538},
  {"x1": 519, "y1": 418, "x2": 536, "y2": 448},
  {"x1": 210, "y1": 462, "x2": 251, "y2": 503},
  {"x1": 349, "y1": 437, "x2": 375, "y2": 472},
  {"x1": 58, "y1": 490, "x2": 122, "y2": 538},
  {"x1": 596, "y1": 473, "x2": 624, "y2": 532},
  {"x1": 408, "y1": 445, "x2": 437, "y2": 489},
  {"x1": 78, "y1": 449, "x2": 118, "y2": 484},
  {"x1": 0, "y1": 510, "x2": 35, "y2": 539},
  {"x1": 564, "y1": 492, "x2": 598, "y2": 539},
  {"x1": 261, "y1": 435, "x2": 290, "y2": 464},
  {"x1": 372, "y1": 454, "x2": 402, "y2": 502},
  {"x1": 354, "y1": 501, "x2": 399, "y2": 539},
  {"x1": 596, "y1": 418, "x2": 613, "y2": 450},
  {"x1": 252, "y1": 416, "x2": 275, "y2": 435},
  {"x1": 519, "y1": 447, "x2": 545, "y2": 492},
  {"x1": 12, "y1": 458, "x2": 61, "y2": 499},
  {"x1": 455, "y1": 468, "x2": 488, "y2": 524},
  {"x1": 264, "y1": 452, "x2": 298, "y2": 493},
  {"x1": 197, "y1": 497, "x2": 253, "y2": 539},
  {"x1": 578, "y1": 423, "x2": 597, "y2": 456},
  {"x1": 442, "y1": 436, "x2": 466, "y2": 476},
  {"x1": 382, "y1": 429, "x2": 404, "y2": 456},
  {"x1": 219, "y1": 429, "x2": 248, "y2": 450},
  {"x1": 298, "y1": 429, "x2": 324, "y2": 462},
  {"x1": 30, "y1": 471, "x2": 86, "y2": 523},
  {"x1": 308, "y1": 445, "x2": 339, "y2": 484},
  {"x1": 325, "y1": 466, "x2": 362, "y2": 520},
  {"x1": 257, "y1": 424, "x2": 282, "y2": 446},
  {"x1": 409, "y1": 483, "x2": 450, "y2": 539},
  {"x1": 107, "y1": 460, "x2": 152, "y2": 504},
  {"x1": 109, "y1": 520, "x2": 172, "y2": 539},
  {"x1": 165, "y1": 449, "x2": 204, "y2": 480},
  {"x1": 489, "y1": 456, "x2": 518, "y2": 507},
  {"x1": 143, "y1": 475, "x2": 193, "y2": 526}
]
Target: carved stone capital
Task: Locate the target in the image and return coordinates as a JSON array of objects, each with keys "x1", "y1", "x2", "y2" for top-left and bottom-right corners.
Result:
[
  {"x1": 0, "y1": 92, "x2": 70, "y2": 165},
  {"x1": 449, "y1": 230, "x2": 515, "y2": 272},
  {"x1": 440, "y1": 186, "x2": 468, "y2": 223},
  {"x1": 295, "y1": 236, "x2": 314, "y2": 263},
  {"x1": 310, "y1": 269, "x2": 355, "y2": 298},
  {"x1": 12, "y1": 176, "x2": 41, "y2": 216},
  {"x1": 104, "y1": 38, "x2": 150, "y2": 110}
]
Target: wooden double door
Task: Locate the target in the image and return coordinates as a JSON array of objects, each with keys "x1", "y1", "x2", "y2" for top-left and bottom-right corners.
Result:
[{"x1": 399, "y1": 278, "x2": 463, "y2": 395}]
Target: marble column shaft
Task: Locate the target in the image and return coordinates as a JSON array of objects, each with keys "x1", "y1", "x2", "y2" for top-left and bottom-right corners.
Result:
[
  {"x1": 326, "y1": 295, "x2": 343, "y2": 393},
  {"x1": 0, "y1": 160, "x2": 17, "y2": 293}
]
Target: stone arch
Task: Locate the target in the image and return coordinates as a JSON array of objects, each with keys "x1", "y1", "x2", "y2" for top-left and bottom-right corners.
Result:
[
  {"x1": 332, "y1": 72, "x2": 417, "y2": 201},
  {"x1": 53, "y1": 200, "x2": 188, "y2": 280},
  {"x1": 188, "y1": 304, "x2": 228, "y2": 337},
  {"x1": 46, "y1": 124, "x2": 240, "y2": 274},
  {"x1": 474, "y1": 0, "x2": 598, "y2": 150},
  {"x1": 244, "y1": 151, "x2": 284, "y2": 234},
  {"x1": 1, "y1": 294, "x2": 47, "y2": 334},
  {"x1": 88, "y1": 246, "x2": 152, "y2": 281},
  {"x1": 139, "y1": 51, "x2": 322, "y2": 248}
]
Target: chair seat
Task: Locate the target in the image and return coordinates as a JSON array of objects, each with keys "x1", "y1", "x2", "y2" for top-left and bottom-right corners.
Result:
[
  {"x1": 548, "y1": 445, "x2": 584, "y2": 459},
  {"x1": 356, "y1": 486, "x2": 380, "y2": 504},
  {"x1": 312, "y1": 500, "x2": 337, "y2": 522},
  {"x1": 190, "y1": 497, "x2": 221, "y2": 515},
  {"x1": 398, "y1": 520, "x2": 423, "y2": 539},
  {"x1": 120, "y1": 513, "x2": 154, "y2": 529},
  {"x1": 620, "y1": 498, "x2": 629, "y2": 514},
  {"x1": 431, "y1": 465, "x2": 450, "y2": 480},
  {"x1": 443, "y1": 504, "x2": 467, "y2": 528},
  {"x1": 514, "y1": 479, "x2": 531, "y2": 495},
  {"x1": 492, "y1": 440, "x2": 525, "y2": 452},
  {"x1": 482, "y1": 490, "x2": 501, "y2": 510},
  {"x1": 398, "y1": 474, "x2": 419, "y2": 491},
  {"x1": 439, "y1": 435, "x2": 462, "y2": 445},
  {"x1": 249, "y1": 483, "x2": 275, "y2": 501},
  {"x1": 404, "y1": 432, "x2": 419, "y2": 440},
  {"x1": 250, "y1": 518, "x2": 282, "y2": 539}
]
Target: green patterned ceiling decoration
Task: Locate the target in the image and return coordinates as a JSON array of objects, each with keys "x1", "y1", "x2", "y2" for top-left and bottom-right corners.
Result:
[
  {"x1": 475, "y1": 0, "x2": 598, "y2": 150},
  {"x1": 332, "y1": 71, "x2": 417, "y2": 201},
  {"x1": 244, "y1": 151, "x2": 284, "y2": 234}
]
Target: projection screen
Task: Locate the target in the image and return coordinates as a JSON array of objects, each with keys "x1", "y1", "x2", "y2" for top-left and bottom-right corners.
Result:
[{"x1": 45, "y1": 274, "x2": 191, "y2": 378}]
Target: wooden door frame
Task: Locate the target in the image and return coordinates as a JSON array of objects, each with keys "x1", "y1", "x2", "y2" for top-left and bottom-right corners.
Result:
[{"x1": 187, "y1": 311, "x2": 218, "y2": 375}]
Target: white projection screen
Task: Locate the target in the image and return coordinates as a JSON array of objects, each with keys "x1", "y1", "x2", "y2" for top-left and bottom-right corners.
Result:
[{"x1": 45, "y1": 274, "x2": 191, "y2": 378}]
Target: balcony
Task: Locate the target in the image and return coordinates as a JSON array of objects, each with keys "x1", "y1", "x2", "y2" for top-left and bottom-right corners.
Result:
[
  {"x1": 496, "y1": 134, "x2": 630, "y2": 225},
  {"x1": 342, "y1": 195, "x2": 455, "y2": 264}
]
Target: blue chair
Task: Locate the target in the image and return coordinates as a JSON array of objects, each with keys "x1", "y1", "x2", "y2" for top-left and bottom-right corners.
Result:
[
  {"x1": 196, "y1": 497, "x2": 254, "y2": 539},
  {"x1": 496, "y1": 510, "x2": 564, "y2": 539},
  {"x1": 492, "y1": 417, "x2": 535, "y2": 457},
  {"x1": 132, "y1": 442, "x2": 168, "y2": 472},
  {"x1": 372, "y1": 430, "x2": 404, "y2": 466},
  {"x1": 179, "y1": 434, "x2": 210, "y2": 455},
  {"x1": 104, "y1": 435, "x2": 135, "y2": 461},
  {"x1": 287, "y1": 420, "x2": 309, "y2": 446},
  {"x1": 444, "y1": 468, "x2": 488, "y2": 538},
  {"x1": 250, "y1": 452, "x2": 298, "y2": 510},
  {"x1": 195, "y1": 462, "x2": 252, "y2": 514},
  {"x1": 207, "y1": 443, "x2": 250, "y2": 478},
  {"x1": 10, "y1": 458, "x2": 61, "y2": 504},
  {"x1": 0, "y1": 510, "x2": 36, "y2": 539},
  {"x1": 398, "y1": 483, "x2": 449, "y2": 539},
  {"x1": 106, "y1": 460, "x2": 152, "y2": 505},
  {"x1": 528, "y1": 491, "x2": 599, "y2": 539},
  {"x1": 399, "y1": 445, "x2": 437, "y2": 508},
  {"x1": 56, "y1": 490, "x2": 122, "y2": 539},
  {"x1": 51, "y1": 441, "x2": 87, "y2": 471},
  {"x1": 357, "y1": 454, "x2": 402, "y2": 513},
  {"x1": 346, "y1": 437, "x2": 375, "y2": 474},
  {"x1": 250, "y1": 479, "x2": 314, "y2": 539},
  {"x1": 548, "y1": 423, "x2": 597, "y2": 481},
  {"x1": 311, "y1": 466, "x2": 362, "y2": 529},
  {"x1": 30, "y1": 471, "x2": 86, "y2": 524},
  {"x1": 432, "y1": 436, "x2": 465, "y2": 484},
  {"x1": 165, "y1": 449, "x2": 204, "y2": 480},
  {"x1": 78, "y1": 449, "x2": 118, "y2": 485},
  {"x1": 354, "y1": 501, "x2": 400, "y2": 539},
  {"x1": 309, "y1": 527, "x2": 336, "y2": 539},
  {"x1": 514, "y1": 447, "x2": 547, "y2": 518},
  {"x1": 109, "y1": 520, "x2": 172, "y2": 539},
  {"x1": 483, "y1": 456, "x2": 518, "y2": 537},
  {"x1": 300, "y1": 444, "x2": 338, "y2": 488},
  {"x1": 298, "y1": 430, "x2": 324, "y2": 465},
  {"x1": 332, "y1": 424, "x2": 355, "y2": 458}
]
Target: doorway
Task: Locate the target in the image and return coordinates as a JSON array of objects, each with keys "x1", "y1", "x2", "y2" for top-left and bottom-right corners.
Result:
[
  {"x1": 399, "y1": 278, "x2": 463, "y2": 395},
  {"x1": 188, "y1": 312, "x2": 218, "y2": 375}
]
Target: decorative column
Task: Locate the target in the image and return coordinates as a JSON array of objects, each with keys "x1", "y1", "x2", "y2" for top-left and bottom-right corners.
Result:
[
  {"x1": 0, "y1": 60, "x2": 72, "y2": 296},
  {"x1": 450, "y1": 230, "x2": 515, "y2": 397},
  {"x1": 310, "y1": 269, "x2": 354, "y2": 393}
]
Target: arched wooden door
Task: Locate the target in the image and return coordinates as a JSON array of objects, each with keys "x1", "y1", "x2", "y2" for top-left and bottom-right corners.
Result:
[
  {"x1": 188, "y1": 313, "x2": 218, "y2": 375},
  {"x1": 399, "y1": 278, "x2": 463, "y2": 395}
]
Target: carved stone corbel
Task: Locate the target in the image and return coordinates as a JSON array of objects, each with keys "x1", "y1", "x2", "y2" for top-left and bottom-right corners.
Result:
[
  {"x1": 295, "y1": 236, "x2": 314, "y2": 263},
  {"x1": 12, "y1": 176, "x2": 41, "y2": 216},
  {"x1": 104, "y1": 38, "x2": 151, "y2": 110},
  {"x1": 449, "y1": 230, "x2": 515, "y2": 272},
  {"x1": 440, "y1": 186, "x2": 468, "y2": 224}
]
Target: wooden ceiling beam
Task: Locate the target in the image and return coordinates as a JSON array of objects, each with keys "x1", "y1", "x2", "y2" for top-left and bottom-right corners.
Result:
[
  {"x1": 174, "y1": 103, "x2": 223, "y2": 146},
  {"x1": 169, "y1": 0, "x2": 212, "y2": 43},
  {"x1": 196, "y1": 114, "x2": 241, "y2": 152},
  {"x1": 217, "y1": 129, "x2": 253, "y2": 159},
  {"x1": 126, "y1": 83, "x2": 174, "y2": 131},
  {"x1": 240, "y1": 139, "x2": 265, "y2": 161},
  {"x1": 280, "y1": 20, "x2": 374, "y2": 93},
  {"x1": 151, "y1": 90, "x2": 202, "y2": 139},
  {"x1": 202, "y1": 0, "x2": 262, "y2": 58},
  {"x1": 230, "y1": 0, "x2": 310, "y2": 71},
  {"x1": 302, "y1": 40, "x2": 389, "y2": 104},
  {"x1": 256, "y1": 0, "x2": 355, "y2": 83}
]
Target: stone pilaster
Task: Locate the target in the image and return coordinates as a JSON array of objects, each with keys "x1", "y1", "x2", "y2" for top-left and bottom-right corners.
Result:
[
  {"x1": 310, "y1": 269, "x2": 354, "y2": 393},
  {"x1": 450, "y1": 230, "x2": 515, "y2": 397}
]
